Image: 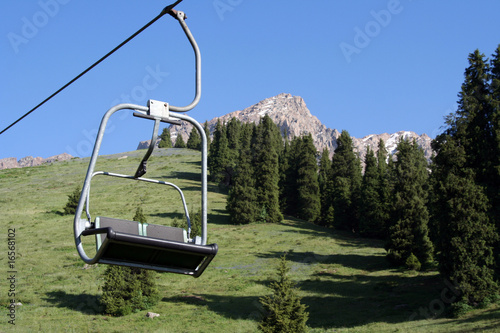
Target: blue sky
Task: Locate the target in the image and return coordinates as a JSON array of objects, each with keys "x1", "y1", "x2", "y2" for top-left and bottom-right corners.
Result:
[{"x1": 1, "y1": 0, "x2": 500, "y2": 159}]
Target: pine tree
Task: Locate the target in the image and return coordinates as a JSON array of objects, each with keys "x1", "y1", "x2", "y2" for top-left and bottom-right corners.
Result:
[
  {"x1": 258, "y1": 255, "x2": 309, "y2": 333},
  {"x1": 158, "y1": 127, "x2": 172, "y2": 148},
  {"x1": 225, "y1": 117, "x2": 243, "y2": 186},
  {"x1": 279, "y1": 136, "x2": 292, "y2": 214},
  {"x1": 318, "y1": 148, "x2": 333, "y2": 226},
  {"x1": 359, "y1": 147, "x2": 385, "y2": 238},
  {"x1": 491, "y1": 47, "x2": 500, "y2": 170},
  {"x1": 226, "y1": 145, "x2": 258, "y2": 224},
  {"x1": 226, "y1": 121, "x2": 259, "y2": 224},
  {"x1": 457, "y1": 50, "x2": 495, "y2": 185},
  {"x1": 451, "y1": 50, "x2": 497, "y2": 233},
  {"x1": 281, "y1": 135, "x2": 320, "y2": 221},
  {"x1": 281, "y1": 137, "x2": 299, "y2": 217},
  {"x1": 208, "y1": 120, "x2": 221, "y2": 179},
  {"x1": 295, "y1": 135, "x2": 320, "y2": 222},
  {"x1": 63, "y1": 186, "x2": 81, "y2": 215},
  {"x1": 174, "y1": 134, "x2": 186, "y2": 148},
  {"x1": 100, "y1": 207, "x2": 160, "y2": 316},
  {"x1": 330, "y1": 130, "x2": 362, "y2": 231},
  {"x1": 186, "y1": 126, "x2": 201, "y2": 150},
  {"x1": 430, "y1": 137, "x2": 497, "y2": 304},
  {"x1": 100, "y1": 265, "x2": 160, "y2": 316},
  {"x1": 203, "y1": 121, "x2": 211, "y2": 150},
  {"x1": 226, "y1": 117, "x2": 242, "y2": 152},
  {"x1": 489, "y1": 46, "x2": 500, "y2": 280},
  {"x1": 208, "y1": 120, "x2": 230, "y2": 185},
  {"x1": 429, "y1": 47, "x2": 500, "y2": 303},
  {"x1": 253, "y1": 115, "x2": 283, "y2": 223},
  {"x1": 188, "y1": 206, "x2": 202, "y2": 239},
  {"x1": 376, "y1": 139, "x2": 391, "y2": 238},
  {"x1": 385, "y1": 139, "x2": 433, "y2": 267}
]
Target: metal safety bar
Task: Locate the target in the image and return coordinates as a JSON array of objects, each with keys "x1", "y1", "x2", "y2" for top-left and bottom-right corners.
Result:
[{"x1": 87, "y1": 171, "x2": 192, "y2": 239}]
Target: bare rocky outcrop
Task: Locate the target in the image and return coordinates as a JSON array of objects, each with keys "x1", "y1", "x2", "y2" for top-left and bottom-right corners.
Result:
[
  {"x1": 18, "y1": 156, "x2": 44, "y2": 168},
  {"x1": 137, "y1": 93, "x2": 433, "y2": 162},
  {"x1": 0, "y1": 153, "x2": 74, "y2": 170},
  {"x1": 0, "y1": 157, "x2": 19, "y2": 170},
  {"x1": 42, "y1": 152, "x2": 73, "y2": 164}
]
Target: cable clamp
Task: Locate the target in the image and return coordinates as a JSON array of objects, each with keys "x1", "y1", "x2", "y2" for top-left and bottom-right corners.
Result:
[{"x1": 134, "y1": 99, "x2": 181, "y2": 125}]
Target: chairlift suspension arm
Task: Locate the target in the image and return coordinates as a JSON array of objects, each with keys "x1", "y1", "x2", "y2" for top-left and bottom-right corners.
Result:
[
  {"x1": 168, "y1": 9, "x2": 201, "y2": 112},
  {"x1": 73, "y1": 4, "x2": 216, "y2": 277}
]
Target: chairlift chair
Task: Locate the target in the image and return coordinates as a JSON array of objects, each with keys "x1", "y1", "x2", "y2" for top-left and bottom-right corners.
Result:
[{"x1": 73, "y1": 9, "x2": 217, "y2": 278}]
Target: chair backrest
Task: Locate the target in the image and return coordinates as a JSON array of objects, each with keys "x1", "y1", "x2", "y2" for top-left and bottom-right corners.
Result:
[
  {"x1": 145, "y1": 223, "x2": 186, "y2": 242},
  {"x1": 95, "y1": 217, "x2": 142, "y2": 249},
  {"x1": 95, "y1": 216, "x2": 187, "y2": 250}
]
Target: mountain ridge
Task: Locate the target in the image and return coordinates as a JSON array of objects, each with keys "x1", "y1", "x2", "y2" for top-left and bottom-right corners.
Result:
[
  {"x1": 0, "y1": 153, "x2": 73, "y2": 170},
  {"x1": 138, "y1": 93, "x2": 433, "y2": 162}
]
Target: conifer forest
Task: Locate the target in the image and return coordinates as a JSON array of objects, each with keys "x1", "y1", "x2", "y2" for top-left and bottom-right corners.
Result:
[{"x1": 202, "y1": 46, "x2": 500, "y2": 309}]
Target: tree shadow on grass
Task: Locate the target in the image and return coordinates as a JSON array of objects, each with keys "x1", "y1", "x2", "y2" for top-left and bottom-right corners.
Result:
[
  {"x1": 209, "y1": 210, "x2": 231, "y2": 225},
  {"x1": 280, "y1": 217, "x2": 386, "y2": 249},
  {"x1": 160, "y1": 262, "x2": 490, "y2": 330},
  {"x1": 450, "y1": 306, "x2": 500, "y2": 331},
  {"x1": 250, "y1": 249, "x2": 452, "y2": 328},
  {"x1": 253, "y1": 272, "x2": 448, "y2": 329},
  {"x1": 43, "y1": 290, "x2": 101, "y2": 315},
  {"x1": 153, "y1": 170, "x2": 223, "y2": 194},
  {"x1": 160, "y1": 272, "x2": 448, "y2": 330},
  {"x1": 169, "y1": 171, "x2": 200, "y2": 182},
  {"x1": 255, "y1": 251, "x2": 390, "y2": 272},
  {"x1": 162, "y1": 294, "x2": 264, "y2": 321},
  {"x1": 45, "y1": 209, "x2": 66, "y2": 216}
]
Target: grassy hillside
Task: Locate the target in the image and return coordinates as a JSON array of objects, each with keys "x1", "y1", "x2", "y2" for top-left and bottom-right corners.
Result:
[{"x1": 1, "y1": 148, "x2": 498, "y2": 332}]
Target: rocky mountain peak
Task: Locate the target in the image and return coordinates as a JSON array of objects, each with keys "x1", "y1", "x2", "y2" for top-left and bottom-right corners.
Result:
[
  {"x1": 150, "y1": 93, "x2": 341, "y2": 154},
  {"x1": 137, "y1": 93, "x2": 433, "y2": 163}
]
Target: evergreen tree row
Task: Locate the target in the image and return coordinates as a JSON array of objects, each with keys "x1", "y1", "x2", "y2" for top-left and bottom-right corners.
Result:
[
  {"x1": 157, "y1": 122, "x2": 211, "y2": 151},
  {"x1": 430, "y1": 46, "x2": 500, "y2": 306},
  {"x1": 210, "y1": 45, "x2": 500, "y2": 309},
  {"x1": 213, "y1": 116, "x2": 283, "y2": 223},
  {"x1": 212, "y1": 113, "x2": 431, "y2": 251}
]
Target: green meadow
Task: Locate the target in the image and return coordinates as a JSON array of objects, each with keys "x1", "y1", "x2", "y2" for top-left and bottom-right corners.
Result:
[{"x1": 1, "y1": 148, "x2": 498, "y2": 332}]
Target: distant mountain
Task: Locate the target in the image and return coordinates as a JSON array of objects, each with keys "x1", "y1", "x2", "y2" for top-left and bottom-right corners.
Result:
[
  {"x1": 353, "y1": 131, "x2": 433, "y2": 164},
  {"x1": 137, "y1": 93, "x2": 433, "y2": 162},
  {"x1": 0, "y1": 153, "x2": 73, "y2": 170}
]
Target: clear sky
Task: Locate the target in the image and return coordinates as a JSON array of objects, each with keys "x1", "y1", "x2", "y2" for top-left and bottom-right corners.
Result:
[{"x1": 1, "y1": 0, "x2": 500, "y2": 159}]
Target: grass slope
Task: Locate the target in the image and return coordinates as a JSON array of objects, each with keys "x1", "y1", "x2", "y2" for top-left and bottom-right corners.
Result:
[{"x1": 1, "y1": 148, "x2": 498, "y2": 332}]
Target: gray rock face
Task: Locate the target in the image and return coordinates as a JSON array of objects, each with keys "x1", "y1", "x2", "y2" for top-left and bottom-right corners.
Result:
[
  {"x1": 0, "y1": 153, "x2": 74, "y2": 170},
  {"x1": 0, "y1": 157, "x2": 19, "y2": 170},
  {"x1": 137, "y1": 93, "x2": 433, "y2": 163}
]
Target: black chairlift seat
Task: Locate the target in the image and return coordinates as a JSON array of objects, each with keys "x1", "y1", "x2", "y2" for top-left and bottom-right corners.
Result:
[
  {"x1": 73, "y1": 8, "x2": 217, "y2": 278},
  {"x1": 81, "y1": 217, "x2": 217, "y2": 277}
]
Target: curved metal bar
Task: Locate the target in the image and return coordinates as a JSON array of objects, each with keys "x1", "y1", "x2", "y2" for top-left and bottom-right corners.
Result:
[
  {"x1": 168, "y1": 11, "x2": 201, "y2": 113},
  {"x1": 169, "y1": 111, "x2": 207, "y2": 245},
  {"x1": 74, "y1": 103, "x2": 148, "y2": 264},
  {"x1": 90, "y1": 171, "x2": 192, "y2": 239}
]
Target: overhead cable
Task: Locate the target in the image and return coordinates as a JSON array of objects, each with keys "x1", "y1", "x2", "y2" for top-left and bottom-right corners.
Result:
[{"x1": 0, "y1": 0, "x2": 184, "y2": 136}]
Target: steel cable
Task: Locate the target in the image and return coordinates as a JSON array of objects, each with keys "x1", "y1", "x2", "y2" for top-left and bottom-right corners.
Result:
[{"x1": 0, "y1": 0, "x2": 184, "y2": 136}]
